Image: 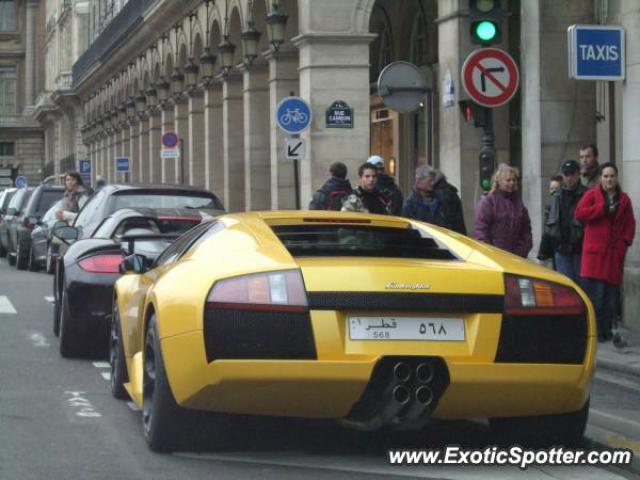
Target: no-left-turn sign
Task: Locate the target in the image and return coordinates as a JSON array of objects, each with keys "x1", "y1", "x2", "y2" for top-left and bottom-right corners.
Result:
[{"x1": 461, "y1": 48, "x2": 519, "y2": 108}]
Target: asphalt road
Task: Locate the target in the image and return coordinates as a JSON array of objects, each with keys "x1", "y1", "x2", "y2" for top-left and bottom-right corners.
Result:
[{"x1": 0, "y1": 258, "x2": 637, "y2": 480}]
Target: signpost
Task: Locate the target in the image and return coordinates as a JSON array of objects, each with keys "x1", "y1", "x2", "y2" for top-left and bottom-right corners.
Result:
[
  {"x1": 568, "y1": 25, "x2": 625, "y2": 80},
  {"x1": 285, "y1": 138, "x2": 305, "y2": 160},
  {"x1": 276, "y1": 96, "x2": 312, "y2": 209},
  {"x1": 115, "y1": 157, "x2": 130, "y2": 183},
  {"x1": 15, "y1": 175, "x2": 28, "y2": 188},
  {"x1": 461, "y1": 47, "x2": 519, "y2": 108},
  {"x1": 78, "y1": 159, "x2": 91, "y2": 185}
]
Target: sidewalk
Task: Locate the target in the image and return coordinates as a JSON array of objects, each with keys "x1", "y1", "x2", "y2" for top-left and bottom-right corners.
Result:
[{"x1": 596, "y1": 325, "x2": 640, "y2": 377}]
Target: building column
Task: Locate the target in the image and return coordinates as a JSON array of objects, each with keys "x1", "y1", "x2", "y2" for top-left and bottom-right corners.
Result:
[
  {"x1": 621, "y1": 0, "x2": 640, "y2": 328},
  {"x1": 242, "y1": 63, "x2": 270, "y2": 210},
  {"x1": 266, "y1": 49, "x2": 299, "y2": 209},
  {"x1": 160, "y1": 105, "x2": 175, "y2": 183},
  {"x1": 138, "y1": 115, "x2": 149, "y2": 183},
  {"x1": 148, "y1": 109, "x2": 162, "y2": 183},
  {"x1": 188, "y1": 90, "x2": 205, "y2": 187},
  {"x1": 222, "y1": 73, "x2": 245, "y2": 211},
  {"x1": 293, "y1": 30, "x2": 375, "y2": 207},
  {"x1": 204, "y1": 82, "x2": 224, "y2": 197},
  {"x1": 129, "y1": 120, "x2": 139, "y2": 183},
  {"x1": 24, "y1": 0, "x2": 38, "y2": 108},
  {"x1": 174, "y1": 98, "x2": 189, "y2": 184},
  {"x1": 107, "y1": 129, "x2": 117, "y2": 183}
]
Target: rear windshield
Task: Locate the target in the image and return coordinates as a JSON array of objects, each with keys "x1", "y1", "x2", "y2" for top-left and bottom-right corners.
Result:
[
  {"x1": 110, "y1": 192, "x2": 224, "y2": 212},
  {"x1": 36, "y1": 190, "x2": 63, "y2": 215},
  {"x1": 1, "y1": 191, "x2": 15, "y2": 210},
  {"x1": 271, "y1": 224, "x2": 457, "y2": 260}
]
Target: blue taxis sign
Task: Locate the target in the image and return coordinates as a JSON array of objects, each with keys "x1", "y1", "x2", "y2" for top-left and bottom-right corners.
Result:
[{"x1": 568, "y1": 25, "x2": 625, "y2": 80}]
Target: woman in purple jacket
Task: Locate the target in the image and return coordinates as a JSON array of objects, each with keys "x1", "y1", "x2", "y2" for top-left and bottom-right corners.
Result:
[{"x1": 474, "y1": 164, "x2": 533, "y2": 258}]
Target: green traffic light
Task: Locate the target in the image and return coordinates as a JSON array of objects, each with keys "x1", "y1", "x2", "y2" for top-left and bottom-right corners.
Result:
[
  {"x1": 481, "y1": 178, "x2": 492, "y2": 191},
  {"x1": 474, "y1": 20, "x2": 497, "y2": 42}
]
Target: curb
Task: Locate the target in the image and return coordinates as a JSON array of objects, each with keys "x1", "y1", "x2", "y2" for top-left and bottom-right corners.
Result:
[
  {"x1": 596, "y1": 358, "x2": 640, "y2": 379},
  {"x1": 584, "y1": 429, "x2": 640, "y2": 475}
]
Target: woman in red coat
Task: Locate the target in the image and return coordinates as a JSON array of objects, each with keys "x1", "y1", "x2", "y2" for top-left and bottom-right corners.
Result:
[{"x1": 575, "y1": 162, "x2": 636, "y2": 342}]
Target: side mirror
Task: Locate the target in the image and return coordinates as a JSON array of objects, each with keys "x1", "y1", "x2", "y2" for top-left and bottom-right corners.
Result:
[
  {"x1": 119, "y1": 253, "x2": 148, "y2": 274},
  {"x1": 52, "y1": 225, "x2": 79, "y2": 244}
]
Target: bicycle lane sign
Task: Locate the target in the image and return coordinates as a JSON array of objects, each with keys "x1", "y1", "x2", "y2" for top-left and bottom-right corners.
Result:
[{"x1": 276, "y1": 96, "x2": 312, "y2": 134}]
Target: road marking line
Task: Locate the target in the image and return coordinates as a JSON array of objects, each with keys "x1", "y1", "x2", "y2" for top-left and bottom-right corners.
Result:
[
  {"x1": 93, "y1": 362, "x2": 110, "y2": 368},
  {"x1": 590, "y1": 408, "x2": 640, "y2": 430},
  {"x1": 127, "y1": 402, "x2": 139, "y2": 412},
  {"x1": 44, "y1": 296, "x2": 55, "y2": 304},
  {"x1": 0, "y1": 296, "x2": 17, "y2": 314},
  {"x1": 595, "y1": 371, "x2": 640, "y2": 395},
  {"x1": 100, "y1": 372, "x2": 111, "y2": 381}
]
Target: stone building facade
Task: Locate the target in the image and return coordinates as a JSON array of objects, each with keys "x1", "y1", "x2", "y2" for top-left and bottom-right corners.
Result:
[
  {"x1": 0, "y1": 0, "x2": 45, "y2": 186},
  {"x1": 38, "y1": 0, "x2": 640, "y2": 329}
]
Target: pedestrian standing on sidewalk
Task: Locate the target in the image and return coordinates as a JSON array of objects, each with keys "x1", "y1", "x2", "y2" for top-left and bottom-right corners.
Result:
[
  {"x1": 575, "y1": 162, "x2": 636, "y2": 342},
  {"x1": 341, "y1": 162, "x2": 390, "y2": 214},
  {"x1": 366, "y1": 155, "x2": 403, "y2": 215},
  {"x1": 308, "y1": 162, "x2": 351, "y2": 211},
  {"x1": 538, "y1": 160, "x2": 587, "y2": 282},
  {"x1": 579, "y1": 143, "x2": 600, "y2": 189},
  {"x1": 474, "y1": 163, "x2": 532, "y2": 258},
  {"x1": 538, "y1": 175, "x2": 565, "y2": 265}
]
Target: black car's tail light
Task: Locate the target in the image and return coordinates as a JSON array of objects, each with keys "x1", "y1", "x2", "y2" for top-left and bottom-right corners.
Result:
[
  {"x1": 78, "y1": 254, "x2": 123, "y2": 274},
  {"x1": 497, "y1": 274, "x2": 588, "y2": 364},
  {"x1": 204, "y1": 269, "x2": 316, "y2": 361},
  {"x1": 206, "y1": 269, "x2": 308, "y2": 312}
]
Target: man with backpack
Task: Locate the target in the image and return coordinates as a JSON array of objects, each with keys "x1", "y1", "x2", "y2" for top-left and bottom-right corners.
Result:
[{"x1": 309, "y1": 162, "x2": 352, "y2": 211}]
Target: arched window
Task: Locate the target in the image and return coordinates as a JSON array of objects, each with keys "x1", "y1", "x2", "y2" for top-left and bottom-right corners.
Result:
[
  {"x1": 0, "y1": 0, "x2": 16, "y2": 32},
  {"x1": 369, "y1": 5, "x2": 393, "y2": 83}
]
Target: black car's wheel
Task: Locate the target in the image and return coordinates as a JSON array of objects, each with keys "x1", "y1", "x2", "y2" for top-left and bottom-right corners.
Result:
[
  {"x1": 110, "y1": 302, "x2": 129, "y2": 400},
  {"x1": 59, "y1": 289, "x2": 84, "y2": 358},
  {"x1": 52, "y1": 271, "x2": 60, "y2": 336},
  {"x1": 0, "y1": 240, "x2": 6, "y2": 258},
  {"x1": 8, "y1": 251, "x2": 15, "y2": 265},
  {"x1": 28, "y1": 245, "x2": 39, "y2": 272},
  {"x1": 490, "y1": 398, "x2": 589, "y2": 448},
  {"x1": 46, "y1": 244, "x2": 55, "y2": 275},
  {"x1": 15, "y1": 241, "x2": 28, "y2": 270}
]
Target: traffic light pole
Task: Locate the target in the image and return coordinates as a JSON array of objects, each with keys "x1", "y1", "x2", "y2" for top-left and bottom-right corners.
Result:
[{"x1": 481, "y1": 107, "x2": 495, "y2": 158}]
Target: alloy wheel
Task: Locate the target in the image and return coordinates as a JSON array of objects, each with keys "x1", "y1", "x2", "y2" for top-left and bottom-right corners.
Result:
[{"x1": 142, "y1": 334, "x2": 157, "y2": 433}]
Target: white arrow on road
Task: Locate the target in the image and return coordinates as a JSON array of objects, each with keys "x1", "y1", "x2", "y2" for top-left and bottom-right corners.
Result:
[{"x1": 0, "y1": 296, "x2": 17, "y2": 314}]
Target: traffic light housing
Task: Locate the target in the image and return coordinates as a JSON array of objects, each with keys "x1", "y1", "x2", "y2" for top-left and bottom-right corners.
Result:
[
  {"x1": 469, "y1": 0, "x2": 502, "y2": 45},
  {"x1": 459, "y1": 100, "x2": 486, "y2": 128},
  {"x1": 479, "y1": 150, "x2": 495, "y2": 191}
]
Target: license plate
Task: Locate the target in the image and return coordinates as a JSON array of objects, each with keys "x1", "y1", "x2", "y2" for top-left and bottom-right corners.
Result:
[{"x1": 348, "y1": 316, "x2": 465, "y2": 341}]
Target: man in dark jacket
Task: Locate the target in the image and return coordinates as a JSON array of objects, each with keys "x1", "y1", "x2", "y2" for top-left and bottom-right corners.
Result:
[
  {"x1": 341, "y1": 163, "x2": 390, "y2": 214},
  {"x1": 402, "y1": 165, "x2": 466, "y2": 234},
  {"x1": 366, "y1": 155, "x2": 403, "y2": 215},
  {"x1": 540, "y1": 160, "x2": 587, "y2": 282},
  {"x1": 309, "y1": 162, "x2": 352, "y2": 210}
]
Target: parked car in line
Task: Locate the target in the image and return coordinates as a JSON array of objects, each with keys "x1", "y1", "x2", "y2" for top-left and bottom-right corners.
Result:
[
  {"x1": 110, "y1": 211, "x2": 595, "y2": 452},
  {"x1": 30, "y1": 199, "x2": 63, "y2": 273},
  {"x1": 8, "y1": 184, "x2": 64, "y2": 270},
  {"x1": 0, "y1": 187, "x2": 18, "y2": 257},
  {"x1": 53, "y1": 201, "x2": 219, "y2": 358},
  {"x1": 2, "y1": 188, "x2": 34, "y2": 265}
]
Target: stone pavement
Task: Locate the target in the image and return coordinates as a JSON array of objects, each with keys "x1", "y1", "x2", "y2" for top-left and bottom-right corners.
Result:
[{"x1": 596, "y1": 325, "x2": 640, "y2": 378}]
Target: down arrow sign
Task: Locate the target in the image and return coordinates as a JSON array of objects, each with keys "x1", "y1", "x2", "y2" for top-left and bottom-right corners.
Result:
[{"x1": 288, "y1": 141, "x2": 303, "y2": 157}]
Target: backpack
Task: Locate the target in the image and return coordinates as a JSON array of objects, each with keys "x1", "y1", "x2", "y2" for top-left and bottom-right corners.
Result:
[{"x1": 324, "y1": 186, "x2": 351, "y2": 211}]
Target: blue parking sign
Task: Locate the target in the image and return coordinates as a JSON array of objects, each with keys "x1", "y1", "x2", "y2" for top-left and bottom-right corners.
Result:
[
  {"x1": 78, "y1": 159, "x2": 91, "y2": 184},
  {"x1": 568, "y1": 25, "x2": 625, "y2": 80}
]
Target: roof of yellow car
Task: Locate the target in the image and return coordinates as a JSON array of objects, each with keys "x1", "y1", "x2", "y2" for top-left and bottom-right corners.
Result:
[{"x1": 222, "y1": 210, "x2": 413, "y2": 228}]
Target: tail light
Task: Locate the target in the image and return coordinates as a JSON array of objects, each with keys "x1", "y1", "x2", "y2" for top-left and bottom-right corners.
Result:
[
  {"x1": 504, "y1": 274, "x2": 585, "y2": 315},
  {"x1": 207, "y1": 269, "x2": 308, "y2": 312},
  {"x1": 78, "y1": 254, "x2": 123, "y2": 274}
]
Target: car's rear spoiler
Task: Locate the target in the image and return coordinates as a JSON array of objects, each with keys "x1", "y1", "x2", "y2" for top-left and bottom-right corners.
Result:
[{"x1": 120, "y1": 233, "x2": 181, "y2": 254}]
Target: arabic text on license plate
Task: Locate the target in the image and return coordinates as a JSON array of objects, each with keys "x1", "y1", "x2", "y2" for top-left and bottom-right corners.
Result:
[{"x1": 348, "y1": 316, "x2": 464, "y2": 341}]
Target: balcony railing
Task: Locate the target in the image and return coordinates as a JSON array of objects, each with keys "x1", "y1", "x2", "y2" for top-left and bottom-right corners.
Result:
[
  {"x1": 73, "y1": 0, "x2": 158, "y2": 86},
  {"x1": 56, "y1": 72, "x2": 73, "y2": 90}
]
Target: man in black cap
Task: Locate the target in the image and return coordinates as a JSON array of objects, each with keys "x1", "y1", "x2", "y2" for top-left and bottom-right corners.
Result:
[{"x1": 539, "y1": 160, "x2": 587, "y2": 282}]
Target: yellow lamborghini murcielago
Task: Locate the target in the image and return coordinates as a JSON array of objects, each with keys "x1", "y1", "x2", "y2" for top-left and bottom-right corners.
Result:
[{"x1": 110, "y1": 211, "x2": 595, "y2": 451}]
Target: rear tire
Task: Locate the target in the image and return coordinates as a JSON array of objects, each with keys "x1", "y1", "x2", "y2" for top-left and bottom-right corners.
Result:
[
  {"x1": 59, "y1": 289, "x2": 84, "y2": 358},
  {"x1": 142, "y1": 316, "x2": 183, "y2": 452},
  {"x1": 0, "y1": 240, "x2": 6, "y2": 258},
  {"x1": 15, "y1": 240, "x2": 28, "y2": 270},
  {"x1": 490, "y1": 398, "x2": 589, "y2": 448},
  {"x1": 8, "y1": 252, "x2": 15, "y2": 265},
  {"x1": 53, "y1": 272, "x2": 60, "y2": 337},
  {"x1": 110, "y1": 302, "x2": 129, "y2": 400}
]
